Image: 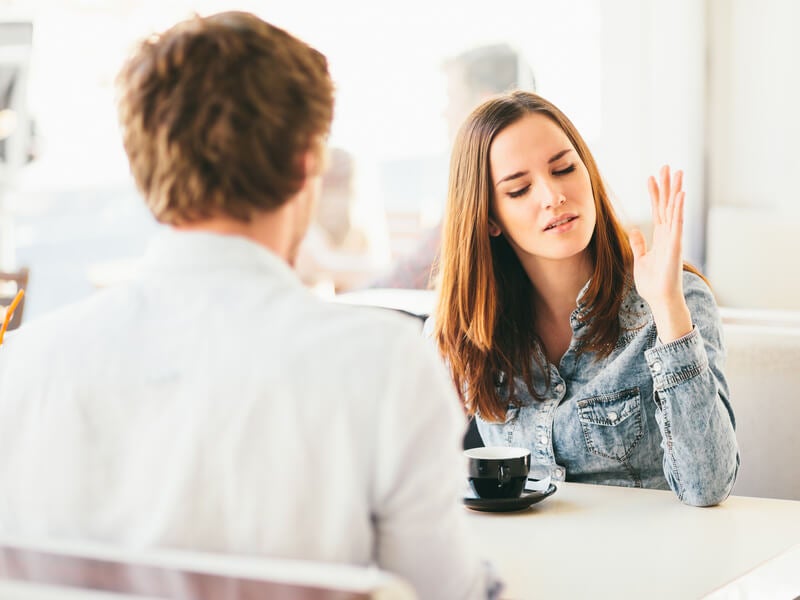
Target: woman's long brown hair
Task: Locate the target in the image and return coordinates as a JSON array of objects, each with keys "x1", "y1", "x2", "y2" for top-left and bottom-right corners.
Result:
[{"x1": 433, "y1": 91, "x2": 703, "y2": 422}]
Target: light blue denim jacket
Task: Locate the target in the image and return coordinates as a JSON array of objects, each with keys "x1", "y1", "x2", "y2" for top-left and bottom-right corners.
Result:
[{"x1": 475, "y1": 271, "x2": 739, "y2": 506}]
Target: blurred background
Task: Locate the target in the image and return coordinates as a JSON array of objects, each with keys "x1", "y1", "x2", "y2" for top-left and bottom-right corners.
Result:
[{"x1": 1, "y1": 0, "x2": 799, "y2": 324}]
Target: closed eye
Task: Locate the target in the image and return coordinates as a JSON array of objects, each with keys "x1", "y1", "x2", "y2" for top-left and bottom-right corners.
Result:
[
  {"x1": 553, "y1": 164, "x2": 576, "y2": 176},
  {"x1": 508, "y1": 185, "x2": 530, "y2": 198}
]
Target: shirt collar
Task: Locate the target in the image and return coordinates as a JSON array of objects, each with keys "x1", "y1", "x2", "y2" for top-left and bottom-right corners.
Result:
[
  {"x1": 138, "y1": 228, "x2": 302, "y2": 288},
  {"x1": 569, "y1": 278, "x2": 596, "y2": 331},
  {"x1": 575, "y1": 278, "x2": 592, "y2": 309}
]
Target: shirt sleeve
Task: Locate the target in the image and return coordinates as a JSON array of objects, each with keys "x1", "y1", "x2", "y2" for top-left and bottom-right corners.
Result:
[
  {"x1": 643, "y1": 271, "x2": 739, "y2": 506},
  {"x1": 371, "y1": 326, "x2": 503, "y2": 599}
]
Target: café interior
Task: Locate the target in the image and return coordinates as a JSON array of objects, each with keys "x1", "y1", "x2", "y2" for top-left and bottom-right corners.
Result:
[{"x1": 0, "y1": 0, "x2": 798, "y2": 598}]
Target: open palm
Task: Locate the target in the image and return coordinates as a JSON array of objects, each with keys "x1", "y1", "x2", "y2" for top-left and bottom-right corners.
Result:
[{"x1": 628, "y1": 165, "x2": 685, "y2": 309}]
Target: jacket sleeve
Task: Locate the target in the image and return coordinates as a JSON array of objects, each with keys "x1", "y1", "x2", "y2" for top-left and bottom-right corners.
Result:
[{"x1": 644, "y1": 271, "x2": 739, "y2": 506}]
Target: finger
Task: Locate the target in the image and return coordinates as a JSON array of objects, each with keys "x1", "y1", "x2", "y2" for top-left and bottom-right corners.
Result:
[
  {"x1": 668, "y1": 170, "x2": 682, "y2": 225},
  {"x1": 628, "y1": 228, "x2": 647, "y2": 260},
  {"x1": 672, "y1": 169, "x2": 683, "y2": 197},
  {"x1": 648, "y1": 176, "x2": 661, "y2": 225},
  {"x1": 659, "y1": 165, "x2": 670, "y2": 223},
  {"x1": 672, "y1": 190, "x2": 685, "y2": 243}
]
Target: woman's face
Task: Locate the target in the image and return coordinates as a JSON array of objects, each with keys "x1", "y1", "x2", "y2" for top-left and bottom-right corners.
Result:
[{"x1": 489, "y1": 112, "x2": 596, "y2": 266}]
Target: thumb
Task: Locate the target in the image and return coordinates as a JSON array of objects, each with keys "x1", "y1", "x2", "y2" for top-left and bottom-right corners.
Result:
[{"x1": 628, "y1": 228, "x2": 647, "y2": 260}]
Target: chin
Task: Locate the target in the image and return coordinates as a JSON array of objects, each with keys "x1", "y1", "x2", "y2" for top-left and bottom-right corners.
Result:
[{"x1": 541, "y1": 243, "x2": 592, "y2": 262}]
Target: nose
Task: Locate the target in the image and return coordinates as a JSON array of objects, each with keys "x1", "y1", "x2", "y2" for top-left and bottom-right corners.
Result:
[{"x1": 534, "y1": 180, "x2": 566, "y2": 209}]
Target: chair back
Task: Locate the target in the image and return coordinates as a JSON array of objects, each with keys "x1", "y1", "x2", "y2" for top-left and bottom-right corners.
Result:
[
  {"x1": 723, "y1": 314, "x2": 800, "y2": 500},
  {"x1": 0, "y1": 267, "x2": 28, "y2": 330},
  {"x1": 0, "y1": 537, "x2": 416, "y2": 600},
  {"x1": 332, "y1": 289, "x2": 435, "y2": 329}
]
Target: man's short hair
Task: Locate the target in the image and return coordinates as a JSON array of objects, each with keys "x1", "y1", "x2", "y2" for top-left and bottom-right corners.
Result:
[
  {"x1": 447, "y1": 43, "x2": 536, "y2": 100},
  {"x1": 117, "y1": 12, "x2": 334, "y2": 224}
]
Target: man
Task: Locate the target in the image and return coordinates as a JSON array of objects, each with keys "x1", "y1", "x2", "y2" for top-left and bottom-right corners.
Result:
[{"x1": 0, "y1": 13, "x2": 499, "y2": 599}]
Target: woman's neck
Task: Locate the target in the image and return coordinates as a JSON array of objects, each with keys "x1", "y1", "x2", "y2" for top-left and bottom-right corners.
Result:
[{"x1": 523, "y1": 253, "x2": 594, "y2": 324}]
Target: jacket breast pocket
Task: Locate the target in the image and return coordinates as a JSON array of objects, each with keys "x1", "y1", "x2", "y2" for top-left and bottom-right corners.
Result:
[{"x1": 577, "y1": 388, "x2": 644, "y2": 460}]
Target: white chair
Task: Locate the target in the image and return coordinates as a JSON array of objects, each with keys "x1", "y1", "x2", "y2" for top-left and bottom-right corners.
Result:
[
  {"x1": 333, "y1": 288, "x2": 435, "y2": 327},
  {"x1": 723, "y1": 317, "x2": 800, "y2": 500},
  {"x1": 0, "y1": 535, "x2": 416, "y2": 600}
]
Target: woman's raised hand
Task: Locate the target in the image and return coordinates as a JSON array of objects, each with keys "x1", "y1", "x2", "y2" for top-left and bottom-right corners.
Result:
[{"x1": 628, "y1": 165, "x2": 693, "y2": 343}]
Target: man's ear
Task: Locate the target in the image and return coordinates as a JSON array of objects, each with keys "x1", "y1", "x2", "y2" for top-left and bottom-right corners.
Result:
[
  {"x1": 303, "y1": 145, "x2": 326, "y2": 179},
  {"x1": 299, "y1": 136, "x2": 328, "y2": 181},
  {"x1": 488, "y1": 219, "x2": 502, "y2": 237},
  {"x1": 294, "y1": 146, "x2": 325, "y2": 218}
]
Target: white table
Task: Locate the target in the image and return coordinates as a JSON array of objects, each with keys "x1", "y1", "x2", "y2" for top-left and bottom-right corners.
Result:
[{"x1": 466, "y1": 482, "x2": 800, "y2": 599}]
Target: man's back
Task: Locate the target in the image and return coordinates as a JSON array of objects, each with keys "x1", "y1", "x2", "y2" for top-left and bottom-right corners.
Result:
[
  {"x1": 0, "y1": 230, "x2": 489, "y2": 598},
  {"x1": 0, "y1": 11, "x2": 502, "y2": 598}
]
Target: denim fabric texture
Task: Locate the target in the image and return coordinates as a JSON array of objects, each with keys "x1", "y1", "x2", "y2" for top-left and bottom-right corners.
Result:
[{"x1": 476, "y1": 271, "x2": 739, "y2": 506}]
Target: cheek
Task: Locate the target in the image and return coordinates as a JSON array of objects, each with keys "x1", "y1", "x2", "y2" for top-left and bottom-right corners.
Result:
[
  {"x1": 496, "y1": 199, "x2": 536, "y2": 232},
  {"x1": 586, "y1": 205, "x2": 598, "y2": 231},
  {"x1": 582, "y1": 198, "x2": 598, "y2": 237},
  {"x1": 569, "y1": 171, "x2": 594, "y2": 200}
]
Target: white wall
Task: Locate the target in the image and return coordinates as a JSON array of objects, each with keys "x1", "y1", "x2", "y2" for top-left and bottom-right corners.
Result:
[
  {"x1": 705, "y1": 0, "x2": 800, "y2": 309},
  {"x1": 593, "y1": 0, "x2": 707, "y2": 266},
  {"x1": 707, "y1": 206, "x2": 800, "y2": 310},
  {"x1": 596, "y1": 0, "x2": 800, "y2": 306},
  {"x1": 708, "y1": 0, "x2": 800, "y2": 213}
]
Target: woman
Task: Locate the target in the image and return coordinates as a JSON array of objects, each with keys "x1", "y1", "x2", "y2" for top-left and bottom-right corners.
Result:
[{"x1": 433, "y1": 92, "x2": 738, "y2": 506}]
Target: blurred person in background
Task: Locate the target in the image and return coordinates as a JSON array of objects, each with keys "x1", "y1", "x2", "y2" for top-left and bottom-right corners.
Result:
[
  {"x1": 370, "y1": 43, "x2": 535, "y2": 290},
  {"x1": 295, "y1": 146, "x2": 385, "y2": 292}
]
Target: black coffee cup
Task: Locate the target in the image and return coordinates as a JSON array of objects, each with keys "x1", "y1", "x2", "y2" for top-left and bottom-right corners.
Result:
[{"x1": 465, "y1": 446, "x2": 531, "y2": 499}]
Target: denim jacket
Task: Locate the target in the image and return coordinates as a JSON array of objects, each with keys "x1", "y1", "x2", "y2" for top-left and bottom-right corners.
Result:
[{"x1": 476, "y1": 271, "x2": 739, "y2": 506}]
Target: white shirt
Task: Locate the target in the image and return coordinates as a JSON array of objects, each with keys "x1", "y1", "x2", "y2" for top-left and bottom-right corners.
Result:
[{"x1": 0, "y1": 230, "x2": 496, "y2": 600}]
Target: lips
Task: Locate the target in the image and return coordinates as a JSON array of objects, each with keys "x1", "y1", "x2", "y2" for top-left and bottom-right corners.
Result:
[{"x1": 544, "y1": 214, "x2": 578, "y2": 231}]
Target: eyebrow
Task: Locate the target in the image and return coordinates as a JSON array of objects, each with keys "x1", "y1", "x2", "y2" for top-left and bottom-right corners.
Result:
[
  {"x1": 548, "y1": 148, "x2": 572, "y2": 163},
  {"x1": 494, "y1": 148, "x2": 573, "y2": 188},
  {"x1": 495, "y1": 170, "x2": 528, "y2": 187}
]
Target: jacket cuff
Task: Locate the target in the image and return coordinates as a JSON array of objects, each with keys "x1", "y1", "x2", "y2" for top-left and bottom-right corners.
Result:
[{"x1": 644, "y1": 326, "x2": 708, "y2": 392}]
